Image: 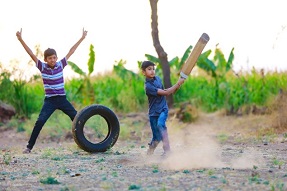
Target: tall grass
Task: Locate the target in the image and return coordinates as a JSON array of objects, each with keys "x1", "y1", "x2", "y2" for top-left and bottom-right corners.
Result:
[
  {"x1": 2, "y1": 61, "x2": 287, "y2": 140},
  {"x1": 1, "y1": 62, "x2": 287, "y2": 118},
  {"x1": 0, "y1": 64, "x2": 43, "y2": 118}
]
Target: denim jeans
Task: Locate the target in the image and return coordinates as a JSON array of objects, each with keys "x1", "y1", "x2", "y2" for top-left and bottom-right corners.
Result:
[
  {"x1": 27, "y1": 96, "x2": 77, "y2": 150},
  {"x1": 149, "y1": 109, "x2": 170, "y2": 151}
]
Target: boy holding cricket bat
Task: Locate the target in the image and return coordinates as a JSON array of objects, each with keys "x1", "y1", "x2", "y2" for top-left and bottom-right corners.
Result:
[{"x1": 141, "y1": 61, "x2": 185, "y2": 156}]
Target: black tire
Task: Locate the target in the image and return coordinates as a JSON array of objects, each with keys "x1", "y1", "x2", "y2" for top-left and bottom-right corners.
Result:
[{"x1": 72, "y1": 104, "x2": 120, "y2": 153}]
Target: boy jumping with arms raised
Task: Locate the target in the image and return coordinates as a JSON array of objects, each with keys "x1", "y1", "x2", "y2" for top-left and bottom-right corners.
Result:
[{"x1": 16, "y1": 28, "x2": 88, "y2": 153}]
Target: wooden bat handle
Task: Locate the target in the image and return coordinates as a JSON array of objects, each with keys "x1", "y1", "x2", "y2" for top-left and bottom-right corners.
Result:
[{"x1": 180, "y1": 33, "x2": 210, "y2": 79}]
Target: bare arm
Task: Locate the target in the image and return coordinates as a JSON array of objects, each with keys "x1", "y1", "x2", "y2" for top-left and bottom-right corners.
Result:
[
  {"x1": 66, "y1": 28, "x2": 88, "y2": 60},
  {"x1": 157, "y1": 78, "x2": 185, "y2": 96},
  {"x1": 16, "y1": 28, "x2": 38, "y2": 63}
]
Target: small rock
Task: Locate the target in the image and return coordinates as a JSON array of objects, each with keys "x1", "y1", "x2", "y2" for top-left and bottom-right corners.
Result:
[{"x1": 70, "y1": 172, "x2": 81, "y2": 177}]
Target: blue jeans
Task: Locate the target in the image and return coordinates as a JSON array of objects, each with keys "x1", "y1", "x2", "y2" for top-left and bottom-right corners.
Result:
[
  {"x1": 149, "y1": 110, "x2": 170, "y2": 151},
  {"x1": 27, "y1": 96, "x2": 77, "y2": 150}
]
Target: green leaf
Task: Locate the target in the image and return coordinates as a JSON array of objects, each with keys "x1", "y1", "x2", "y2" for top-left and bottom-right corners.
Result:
[
  {"x1": 214, "y1": 47, "x2": 227, "y2": 73},
  {"x1": 88, "y1": 44, "x2": 95, "y2": 75},
  {"x1": 197, "y1": 50, "x2": 216, "y2": 76},
  {"x1": 74, "y1": 83, "x2": 85, "y2": 96},
  {"x1": 144, "y1": 54, "x2": 160, "y2": 65},
  {"x1": 169, "y1": 56, "x2": 179, "y2": 68},
  {"x1": 114, "y1": 60, "x2": 138, "y2": 80},
  {"x1": 198, "y1": 58, "x2": 217, "y2": 78},
  {"x1": 226, "y1": 48, "x2": 234, "y2": 72},
  {"x1": 68, "y1": 61, "x2": 86, "y2": 76},
  {"x1": 179, "y1": 45, "x2": 193, "y2": 69}
]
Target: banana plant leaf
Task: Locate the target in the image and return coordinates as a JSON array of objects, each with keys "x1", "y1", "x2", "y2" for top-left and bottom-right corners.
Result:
[
  {"x1": 178, "y1": 45, "x2": 193, "y2": 69},
  {"x1": 197, "y1": 50, "x2": 217, "y2": 78},
  {"x1": 169, "y1": 57, "x2": 179, "y2": 68},
  {"x1": 68, "y1": 61, "x2": 86, "y2": 76},
  {"x1": 214, "y1": 48, "x2": 227, "y2": 74},
  {"x1": 144, "y1": 54, "x2": 161, "y2": 65},
  {"x1": 88, "y1": 44, "x2": 95, "y2": 75},
  {"x1": 226, "y1": 48, "x2": 235, "y2": 72}
]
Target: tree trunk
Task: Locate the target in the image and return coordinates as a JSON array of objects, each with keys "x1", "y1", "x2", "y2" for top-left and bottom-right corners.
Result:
[{"x1": 149, "y1": 0, "x2": 173, "y2": 107}]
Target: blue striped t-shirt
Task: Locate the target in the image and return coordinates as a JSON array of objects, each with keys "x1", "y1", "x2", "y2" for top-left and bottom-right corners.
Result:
[{"x1": 36, "y1": 58, "x2": 67, "y2": 97}]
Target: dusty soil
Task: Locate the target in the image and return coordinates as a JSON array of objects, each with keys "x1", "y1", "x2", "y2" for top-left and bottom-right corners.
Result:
[{"x1": 1, "y1": 112, "x2": 287, "y2": 191}]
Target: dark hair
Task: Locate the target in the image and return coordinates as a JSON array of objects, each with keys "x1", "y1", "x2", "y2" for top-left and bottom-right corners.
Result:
[
  {"x1": 44, "y1": 48, "x2": 57, "y2": 59},
  {"x1": 141, "y1": 61, "x2": 155, "y2": 70}
]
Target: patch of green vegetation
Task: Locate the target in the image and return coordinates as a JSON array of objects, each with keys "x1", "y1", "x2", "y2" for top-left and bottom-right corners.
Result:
[
  {"x1": 182, "y1": 169, "x2": 190, "y2": 174},
  {"x1": 207, "y1": 169, "x2": 215, "y2": 176},
  {"x1": 5, "y1": 118, "x2": 20, "y2": 131},
  {"x1": 100, "y1": 181, "x2": 112, "y2": 189},
  {"x1": 196, "y1": 169, "x2": 206, "y2": 173},
  {"x1": 101, "y1": 175, "x2": 107, "y2": 181},
  {"x1": 159, "y1": 185, "x2": 167, "y2": 191},
  {"x1": 56, "y1": 167, "x2": 70, "y2": 175},
  {"x1": 40, "y1": 148, "x2": 55, "y2": 159},
  {"x1": 272, "y1": 158, "x2": 285, "y2": 169},
  {"x1": 60, "y1": 186, "x2": 76, "y2": 191},
  {"x1": 3, "y1": 152, "x2": 11, "y2": 165},
  {"x1": 51, "y1": 156, "x2": 63, "y2": 161},
  {"x1": 152, "y1": 169, "x2": 159, "y2": 173},
  {"x1": 152, "y1": 165, "x2": 159, "y2": 173},
  {"x1": 112, "y1": 171, "x2": 118, "y2": 177},
  {"x1": 270, "y1": 180, "x2": 285, "y2": 191},
  {"x1": 22, "y1": 172, "x2": 29, "y2": 177},
  {"x1": 216, "y1": 133, "x2": 229, "y2": 143},
  {"x1": 256, "y1": 128, "x2": 277, "y2": 143},
  {"x1": 10, "y1": 176, "x2": 16, "y2": 180},
  {"x1": 40, "y1": 176, "x2": 60, "y2": 185},
  {"x1": 248, "y1": 175, "x2": 264, "y2": 184},
  {"x1": 128, "y1": 184, "x2": 141, "y2": 190},
  {"x1": 0, "y1": 171, "x2": 8, "y2": 175},
  {"x1": 95, "y1": 158, "x2": 105, "y2": 163}
]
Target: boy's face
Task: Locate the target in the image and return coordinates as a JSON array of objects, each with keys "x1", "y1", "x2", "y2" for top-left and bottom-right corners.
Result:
[
  {"x1": 44, "y1": 54, "x2": 58, "y2": 69},
  {"x1": 142, "y1": 66, "x2": 155, "y2": 78}
]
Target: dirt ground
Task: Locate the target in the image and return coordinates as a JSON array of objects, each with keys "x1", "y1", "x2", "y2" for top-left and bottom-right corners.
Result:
[{"x1": 1, "y1": 112, "x2": 287, "y2": 191}]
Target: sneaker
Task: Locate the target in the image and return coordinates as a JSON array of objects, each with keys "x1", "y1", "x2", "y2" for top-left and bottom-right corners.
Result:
[
  {"x1": 147, "y1": 141, "x2": 159, "y2": 155},
  {"x1": 23, "y1": 148, "x2": 31, "y2": 154}
]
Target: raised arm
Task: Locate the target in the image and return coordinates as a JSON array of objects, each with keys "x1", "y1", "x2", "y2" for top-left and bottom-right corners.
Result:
[
  {"x1": 157, "y1": 78, "x2": 185, "y2": 96},
  {"x1": 16, "y1": 28, "x2": 38, "y2": 63},
  {"x1": 66, "y1": 28, "x2": 88, "y2": 60}
]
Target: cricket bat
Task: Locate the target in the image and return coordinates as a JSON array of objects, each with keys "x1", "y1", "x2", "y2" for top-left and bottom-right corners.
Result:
[{"x1": 180, "y1": 33, "x2": 210, "y2": 79}]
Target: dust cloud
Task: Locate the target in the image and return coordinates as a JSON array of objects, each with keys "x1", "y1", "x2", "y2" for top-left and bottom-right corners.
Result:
[
  {"x1": 229, "y1": 148, "x2": 264, "y2": 169},
  {"x1": 155, "y1": 123, "x2": 264, "y2": 170},
  {"x1": 161, "y1": 126, "x2": 224, "y2": 170}
]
